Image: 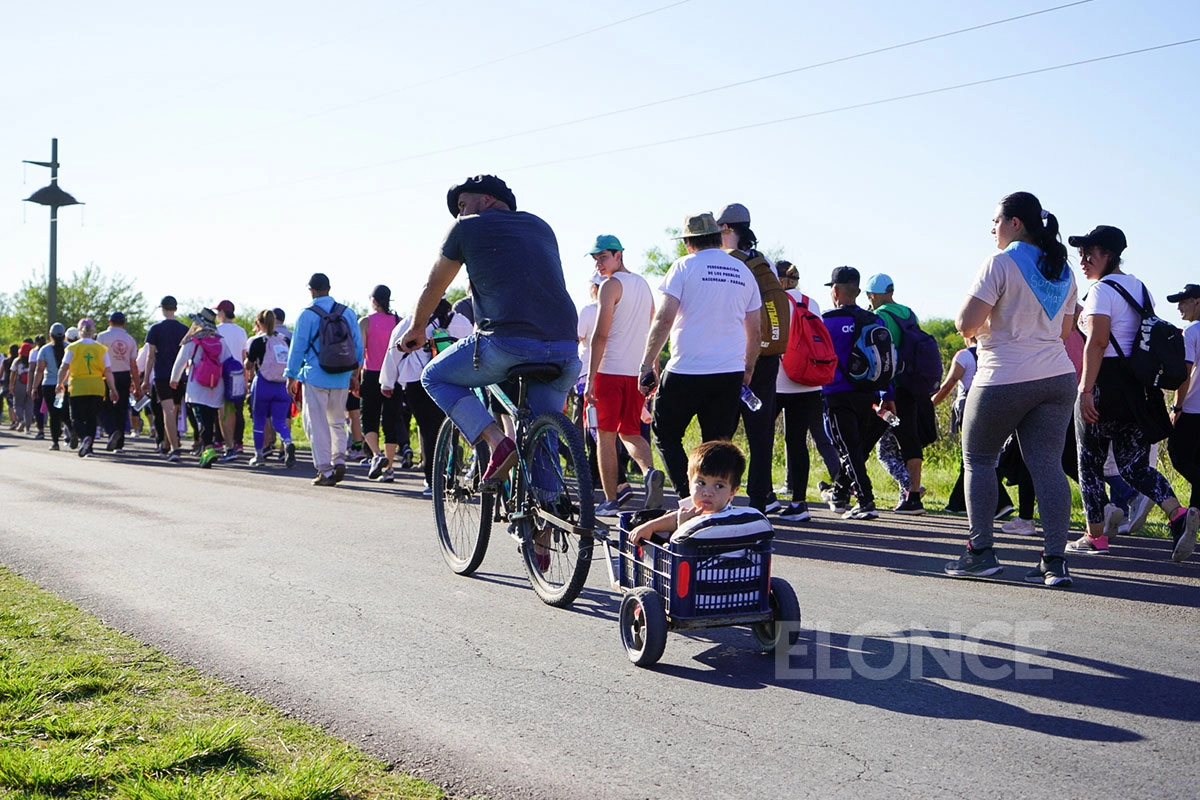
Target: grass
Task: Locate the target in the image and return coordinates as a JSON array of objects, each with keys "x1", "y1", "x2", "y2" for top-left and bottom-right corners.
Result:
[{"x1": 0, "y1": 568, "x2": 447, "y2": 800}]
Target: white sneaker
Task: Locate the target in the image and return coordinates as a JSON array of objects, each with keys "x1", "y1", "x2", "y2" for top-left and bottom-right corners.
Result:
[
  {"x1": 1103, "y1": 503, "x2": 1125, "y2": 540},
  {"x1": 1121, "y1": 493, "x2": 1152, "y2": 534},
  {"x1": 1001, "y1": 517, "x2": 1036, "y2": 536}
]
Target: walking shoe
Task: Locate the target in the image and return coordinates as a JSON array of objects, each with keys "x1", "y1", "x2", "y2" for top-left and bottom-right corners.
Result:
[
  {"x1": 167, "y1": 449, "x2": 182, "y2": 463},
  {"x1": 421, "y1": 482, "x2": 432, "y2": 497},
  {"x1": 1169, "y1": 507, "x2": 1199, "y2": 563},
  {"x1": 68, "y1": 434, "x2": 79, "y2": 450},
  {"x1": 595, "y1": 498, "x2": 624, "y2": 517},
  {"x1": 944, "y1": 546, "x2": 1003, "y2": 578},
  {"x1": 642, "y1": 468, "x2": 665, "y2": 510},
  {"x1": 1102, "y1": 503, "x2": 1124, "y2": 540},
  {"x1": 763, "y1": 495, "x2": 783, "y2": 514},
  {"x1": 1025, "y1": 555, "x2": 1073, "y2": 587},
  {"x1": 34, "y1": 431, "x2": 44, "y2": 440},
  {"x1": 480, "y1": 437, "x2": 518, "y2": 489},
  {"x1": 218, "y1": 448, "x2": 239, "y2": 463},
  {"x1": 779, "y1": 502, "x2": 811, "y2": 522},
  {"x1": 284, "y1": 442, "x2": 296, "y2": 469},
  {"x1": 376, "y1": 468, "x2": 395, "y2": 483},
  {"x1": 249, "y1": 452, "x2": 267, "y2": 467},
  {"x1": 332, "y1": 463, "x2": 347, "y2": 483},
  {"x1": 198, "y1": 446, "x2": 218, "y2": 468},
  {"x1": 1120, "y1": 493, "x2": 1153, "y2": 535},
  {"x1": 818, "y1": 481, "x2": 836, "y2": 503},
  {"x1": 1001, "y1": 517, "x2": 1037, "y2": 536},
  {"x1": 828, "y1": 495, "x2": 850, "y2": 515},
  {"x1": 78, "y1": 436, "x2": 92, "y2": 458},
  {"x1": 1066, "y1": 534, "x2": 1109, "y2": 555},
  {"x1": 400, "y1": 446, "x2": 415, "y2": 470},
  {"x1": 49, "y1": 442, "x2": 60, "y2": 451},
  {"x1": 843, "y1": 502, "x2": 878, "y2": 520},
  {"x1": 367, "y1": 454, "x2": 389, "y2": 480},
  {"x1": 312, "y1": 471, "x2": 338, "y2": 486},
  {"x1": 893, "y1": 494, "x2": 926, "y2": 515},
  {"x1": 615, "y1": 483, "x2": 635, "y2": 506},
  {"x1": 994, "y1": 503, "x2": 1016, "y2": 520},
  {"x1": 106, "y1": 431, "x2": 120, "y2": 451}
]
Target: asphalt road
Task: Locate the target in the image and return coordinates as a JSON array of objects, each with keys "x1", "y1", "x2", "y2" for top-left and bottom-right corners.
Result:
[{"x1": 2, "y1": 428, "x2": 1197, "y2": 799}]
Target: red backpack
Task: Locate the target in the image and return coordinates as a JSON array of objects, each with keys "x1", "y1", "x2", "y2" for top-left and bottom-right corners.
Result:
[{"x1": 781, "y1": 294, "x2": 837, "y2": 386}]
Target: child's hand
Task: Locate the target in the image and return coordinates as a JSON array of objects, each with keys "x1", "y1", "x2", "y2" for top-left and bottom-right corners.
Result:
[
  {"x1": 628, "y1": 526, "x2": 649, "y2": 545},
  {"x1": 676, "y1": 506, "x2": 701, "y2": 526}
]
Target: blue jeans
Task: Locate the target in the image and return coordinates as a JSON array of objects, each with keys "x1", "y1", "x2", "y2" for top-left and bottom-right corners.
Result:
[{"x1": 421, "y1": 333, "x2": 580, "y2": 444}]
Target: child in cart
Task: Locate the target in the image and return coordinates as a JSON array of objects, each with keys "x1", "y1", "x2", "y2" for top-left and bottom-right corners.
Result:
[{"x1": 628, "y1": 441, "x2": 768, "y2": 545}]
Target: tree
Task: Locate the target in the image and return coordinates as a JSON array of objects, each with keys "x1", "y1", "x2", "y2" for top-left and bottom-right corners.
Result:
[
  {"x1": 0, "y1": 264, "x2": 150, "y2": 344},
  {"x1": 640, "y1": 228, "x2": 685, "y2": 278}
]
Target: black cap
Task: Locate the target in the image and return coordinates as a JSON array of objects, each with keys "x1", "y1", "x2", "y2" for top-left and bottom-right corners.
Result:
[
  {"x1": 108, "y1": 311, "x2": 126, "y2": 324},
  {"x1": 447, "y1": 174, "x2": 517, "y2": 217},
  {"x1": 272, "y1": 307, "x2": 286, "y2": 323},
  {"x1": 308, "y1": 272, "x2": 331, "y2": 291},
  {"x1": 825, "y1": 266, "x2": 860, "y2": 286},
  {"x1": 160, "y1": 295, "x2": 178, "y2": 310},
  {"x1": 1068, "y1": 225, "x2": 1127, "y2": 254},
  {"x1": 1166, "y1": 284, "x2": 1200, "y2": 303}
]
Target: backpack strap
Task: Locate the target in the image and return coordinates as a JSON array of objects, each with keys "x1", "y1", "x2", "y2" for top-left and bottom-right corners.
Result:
[{"x1": 1099, "y1": 278, "x2": 1151, "y2": 361}]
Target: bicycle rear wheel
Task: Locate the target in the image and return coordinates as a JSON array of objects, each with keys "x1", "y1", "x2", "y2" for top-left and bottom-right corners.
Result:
[
  {"x1": 517, "y1": 411, "x2": 595, "y2": 607},
  {"x1": 432, "y1": 418, "x2": 493, "y2": 575}
]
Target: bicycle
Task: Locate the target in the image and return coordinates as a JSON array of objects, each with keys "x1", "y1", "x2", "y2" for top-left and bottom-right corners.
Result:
[{"x1": 430, "y1": 362, "x2": 597, "y2": 607}]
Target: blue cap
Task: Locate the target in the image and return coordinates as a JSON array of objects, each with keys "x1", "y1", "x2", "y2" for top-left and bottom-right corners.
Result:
[{"x1": 864, "y1": 273, "x2": 895, "y2": 294}]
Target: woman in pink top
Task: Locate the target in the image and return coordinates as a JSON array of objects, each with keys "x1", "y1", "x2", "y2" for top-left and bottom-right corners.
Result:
[{"x1": 359, "y1": 285, "x2": 402, "y2": 481}]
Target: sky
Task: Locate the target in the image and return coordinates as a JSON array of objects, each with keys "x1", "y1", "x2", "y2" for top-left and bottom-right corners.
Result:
[{"x1": 3, "y1": 0, "x2": 1199, "y2": 330}]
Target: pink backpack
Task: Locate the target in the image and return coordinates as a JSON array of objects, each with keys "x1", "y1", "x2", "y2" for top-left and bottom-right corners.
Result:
[{"x1": 191, "y1": 336, "x2": 223, "y2": 388}]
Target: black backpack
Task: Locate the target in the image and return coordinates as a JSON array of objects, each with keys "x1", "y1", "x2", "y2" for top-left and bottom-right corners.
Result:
[
  {"x1": 1100, "y1": 279, "x2": 1187, "y2": 390},
  {"x1": 308, "y1": 302, "x2": 358, "y2": 374},
  {"x1": 877, "y1": 308, "x2": 943, "y2": 396},
  {"x1": 844, "y1": 307, "x2": 896, "y2": 391}
]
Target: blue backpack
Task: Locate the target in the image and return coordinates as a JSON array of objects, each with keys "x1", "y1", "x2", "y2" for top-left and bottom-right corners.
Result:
[
  {"x1": 846, "y1": 308, "x2": 896, "y2": 391},
  {"x1": 879, "y1": 308, "x2": 943, "y2": 396},
  {"x1": 223, "y1": 355, "x2": 247, "y2": 402}
]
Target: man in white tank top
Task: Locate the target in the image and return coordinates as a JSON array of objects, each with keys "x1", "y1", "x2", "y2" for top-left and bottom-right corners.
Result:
[{"x1": 583, "y1": 235, "x2": 664, "y2": 514}]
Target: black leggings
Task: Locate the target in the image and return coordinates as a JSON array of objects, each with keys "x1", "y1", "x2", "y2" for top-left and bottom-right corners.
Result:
[
  {"x1": 1169, "y1": 413, "x2": 1200, "y2": 509},
  {"x1": 403, "y1": 380, "x2": 445, "y2": 485}
]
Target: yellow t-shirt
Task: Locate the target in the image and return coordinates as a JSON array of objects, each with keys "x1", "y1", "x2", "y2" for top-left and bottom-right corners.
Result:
[{"x1": 66, "y1": 341, "x2": 109, "y2": 396}]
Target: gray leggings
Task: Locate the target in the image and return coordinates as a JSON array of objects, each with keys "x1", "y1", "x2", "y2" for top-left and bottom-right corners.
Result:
[{"x1": 962, "y1": 373, "x2": 1075, "y2": 556}]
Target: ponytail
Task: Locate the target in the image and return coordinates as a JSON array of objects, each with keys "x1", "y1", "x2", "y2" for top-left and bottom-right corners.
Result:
[{"x1": 998, "y1": 191, "x2": 1067, "y2": 281}]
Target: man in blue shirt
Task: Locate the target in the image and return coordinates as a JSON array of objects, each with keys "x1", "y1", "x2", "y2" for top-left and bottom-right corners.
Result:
[
  {"x1": 398, "y1": 175, "x2": 579, "y2": 485},
  {"x1": 286, "y1": 272, "x2": 364, "y2": 486}
]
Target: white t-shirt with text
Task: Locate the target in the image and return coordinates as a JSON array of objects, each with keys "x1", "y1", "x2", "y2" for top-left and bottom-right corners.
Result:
[{"x1": 659, "y1": 249, "x2": 761, "y2": 375}]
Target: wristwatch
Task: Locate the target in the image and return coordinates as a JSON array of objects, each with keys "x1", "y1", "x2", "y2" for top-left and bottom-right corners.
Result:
[{"x1": 1171, "y1": 405, "x2": 1183, "y2": 413}]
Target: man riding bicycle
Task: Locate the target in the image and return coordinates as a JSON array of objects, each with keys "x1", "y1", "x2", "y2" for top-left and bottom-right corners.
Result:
[{"x1": 398, "y1": 174, "x2": 581, "y2": 483}]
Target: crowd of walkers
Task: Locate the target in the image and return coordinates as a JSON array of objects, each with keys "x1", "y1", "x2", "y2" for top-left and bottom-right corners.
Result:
[{"x1": 3, "y1": 179, "x2": 1197, "y2": 588}]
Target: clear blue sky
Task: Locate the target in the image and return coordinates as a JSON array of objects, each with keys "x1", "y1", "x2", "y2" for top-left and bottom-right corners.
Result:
[{"x1": 3, "y1": 0, "x2": 1198, "y2": 327}]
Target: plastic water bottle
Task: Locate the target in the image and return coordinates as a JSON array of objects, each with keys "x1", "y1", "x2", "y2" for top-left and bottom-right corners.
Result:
[
  {"x1": 875, "y1": 405, "x2": 901, "y2": 427},
  {"x1": 740, "y1": 385, "x2": 763, "y2": 412},
  {"x1": 53, "y1": 387, "x2": 65, "y2": 409},
  {"x1": 586, "y1": 404, "x2": 598, "y2": 440}
]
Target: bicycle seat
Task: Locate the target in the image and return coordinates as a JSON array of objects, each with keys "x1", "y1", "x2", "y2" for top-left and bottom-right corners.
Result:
[{"x1": 506, "y1": 363, "x2": 563, "y2": 383}]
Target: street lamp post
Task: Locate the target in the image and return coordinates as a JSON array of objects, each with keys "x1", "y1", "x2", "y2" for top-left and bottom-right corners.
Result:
[{"x1": 23, "y1": 138, "x2": 83, "y2": 326}]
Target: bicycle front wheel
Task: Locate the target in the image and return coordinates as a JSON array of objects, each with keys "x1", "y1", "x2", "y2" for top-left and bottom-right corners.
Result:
[
  {"x1": 432, "y1": 418, "x2": 493, "y2": 575},
  {"x1": 517, "y1": 411, "x2": 595, "y2": 607}
]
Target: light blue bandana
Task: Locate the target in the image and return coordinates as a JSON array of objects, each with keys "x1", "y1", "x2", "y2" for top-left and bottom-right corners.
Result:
[{"x1": 1006, "y1": 241, "x2": 1070, "y2": 319}]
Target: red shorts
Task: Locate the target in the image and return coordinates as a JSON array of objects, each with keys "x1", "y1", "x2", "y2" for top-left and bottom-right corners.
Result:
[{"x1": 589, "y1": 373, "x2": 644, "y2": 436}]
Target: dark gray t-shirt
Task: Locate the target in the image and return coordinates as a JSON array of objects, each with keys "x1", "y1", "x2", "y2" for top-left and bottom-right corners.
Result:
[
  {"x1": 441, "y1": 209, "x2": 577, "y2": 340},
  {"x1": 145, "y1": 318, "x2": 189, "y2": 380}
]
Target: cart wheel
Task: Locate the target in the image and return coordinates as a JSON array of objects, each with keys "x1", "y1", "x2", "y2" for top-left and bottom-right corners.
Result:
[
  {"x1": 752, "y1": 578, "x2": 801, "y2": 653},
  {"x1": 619, "y1": 587, "x2": 667, "y2": 667}
]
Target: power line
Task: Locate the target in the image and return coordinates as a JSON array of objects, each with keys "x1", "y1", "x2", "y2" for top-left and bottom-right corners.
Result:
[
  {"x1": 211, "y1": 0, "x2": 1095, "y2": 200},
  {"x1": 323, "y1": 36, "x2": 1200, "y2": 202}
]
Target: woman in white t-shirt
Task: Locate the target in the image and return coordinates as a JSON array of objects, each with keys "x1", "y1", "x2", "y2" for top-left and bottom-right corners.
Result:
[
  {"x1": 946, "y1": 192, "x2": 1077, "y2": 587},
  {"x1": 1069, "y1": 226, "x2": 1197, "y2": 561}
]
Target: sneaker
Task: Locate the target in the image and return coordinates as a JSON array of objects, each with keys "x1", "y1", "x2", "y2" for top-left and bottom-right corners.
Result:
[
  {"x1": 34, "y1": 431, "x2": 45, "y2": 440},
  {"x1": 1066, "y1": 533, "x2": 1109, "y2": 555},
  {"x1": 198, "y1": 446, "x2": 218, "y2": 468},
  {"x1": 615, "y1": 483, "x2": 635, "y2": 506},
  {"x1": 218, "y1": 449, "x2": 239, "y2": 463},
  {"x1": 68, "y1": 434, "x2": 79, "y2": 450},
  {"x1": 332, "y1": 463, "x2": 347, "y2": 483},
  {"x1": 843, "y1": 502, "x2": 878, "y2": 520},
  {"x1": 367, "y1": 454, "x2": 389, "y2": 480},
  {"x1": 763, "y1": 496, "x2": 783, "y2": 514},
  {"x1": 1001, "y1": 517, "x2": 1037, "y2": 536},
  {"x1": 78, "y1": 436, "x2": 92, "y2": 458},
  {"x1": 167, "y1": 449, "x2": 182, "y2": 463},
  {"x1": 1103, "y1": 503, "x2": 1124, "y2": 539},
  {"x1": 779, "y1": 502, "x2": 811, "y2": 522},
  {"x1": 422, "y1": 482, "x2": 432, "y2": 497},
  {"x1": 312, "y1": 471, "x2": 338, "y2": 486},
  {"x1": 595, "y1": 498, "x2": 624, "y2": 517},
  {"x1": 400, "y1": 446, "x2": 415, "y2": 470},
  {"x1": 106, "y1": 432, "x2": 120, "y2": 451},
  {"x1": 818, "y1": 481, "x2": 836, "y2": 503},
  {"x1": 1121, "y1": 493, "x2": 1153, "y2": 534},
  {"x1": 49, "y1": 442, "x2": 60, "y2": 451},
  {"x1": 893, "y1": 494, "x2": 926, "y2": 515},
  {"x1": 481, "y1": 437, "x2": 518, "y2": 488},
  {"x1": 828, "y1": 495, "x2": 850, "y2": 515},
  {"x1": 284, "y1": 442, "x2": 296, "y2": 469},
  {"x1": 1025, "y1": 555, "x2": 1072, "y2": 588},
  {"x1": 249, "y1": 453, "x2": 267, "y2": 467},
  {"x1": 1169, "y1": 507, "x2": 1199, "y2": 563},
  {"x1": 642, "y1": 468, "x2": 665, "y2": 510},
  {"x1": 944, "y1": 546, "x2": 1003, "y2": 578},
  {"x1": 375, "y1": 468, "x2": 394, "y2": 483},
  {"x1": 994, "y1": 503, "x2": 1016, "y2": 520}
]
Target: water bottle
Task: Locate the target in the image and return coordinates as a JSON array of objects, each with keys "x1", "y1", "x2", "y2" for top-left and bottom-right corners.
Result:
[
  {"x1": 53, "y1": 387, "x2": 65, "y2": 409},
  {"x1": 740, "y1": 385, "x2": 762, "y2": 412},
  {"x1": 875, "y1": 405, "x2": 901, "y2": 427},
  {"x1": 586, "y1": 404, "x2": 598, "y2": 440}
]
